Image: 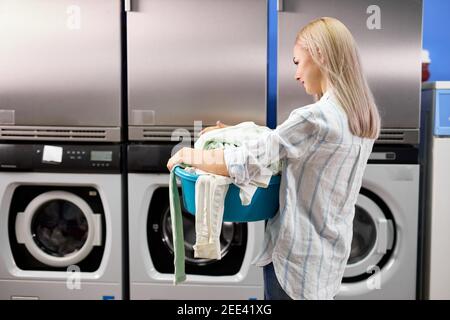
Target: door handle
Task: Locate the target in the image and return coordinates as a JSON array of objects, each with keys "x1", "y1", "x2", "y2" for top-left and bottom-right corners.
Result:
[
  {"x1": 124, "y1": 0, "x2": 132, "y2": 12},
  {"x1": 277, "y1": 0, "x2": 284, "y2": 12},
  {"x1": 93, "y1": 214, "x2": 103, "y2": 246},
  {"x1": 376, "y1": 218, "x2": 394, "y2": 254}
]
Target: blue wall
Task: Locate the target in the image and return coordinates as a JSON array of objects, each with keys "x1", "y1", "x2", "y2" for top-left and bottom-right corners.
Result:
[
  {"x1": 267, "y1": 0, "x2": 277, "y2": 129},
  {"x1": 423, "y1": 0, "x2": 450, "y2": 81}
]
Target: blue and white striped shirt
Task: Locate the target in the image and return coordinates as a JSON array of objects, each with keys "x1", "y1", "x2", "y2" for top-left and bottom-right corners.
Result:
[{"x1": 224, "y1": 91, "x2": 375, "y2": 299}]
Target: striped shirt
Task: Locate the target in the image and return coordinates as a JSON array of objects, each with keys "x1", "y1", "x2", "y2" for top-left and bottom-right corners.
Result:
[{"x1": 223, "y1": 91, "x2": 375, "y2": 300}]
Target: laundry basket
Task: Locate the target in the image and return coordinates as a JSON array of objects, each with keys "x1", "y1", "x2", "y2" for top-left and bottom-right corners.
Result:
[{"x1": 174, "y1": 166, "x2": 280, "y2": 222}]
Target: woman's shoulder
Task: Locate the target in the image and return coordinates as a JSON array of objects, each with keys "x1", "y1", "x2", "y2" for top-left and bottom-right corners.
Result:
[
  {"x1": 284, "y1": 99, "x2": 350, "y2": 139},
  {"x1": 289, "y1": 101, "x2": 317, "y2": 113},
  {"x1": 287, "y1": 102, "x2": 322, "y2": 123}
]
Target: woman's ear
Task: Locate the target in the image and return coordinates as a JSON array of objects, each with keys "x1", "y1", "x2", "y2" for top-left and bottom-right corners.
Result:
[{"x1": 317, "y1": 47, "x2": 326, "y2": 64}]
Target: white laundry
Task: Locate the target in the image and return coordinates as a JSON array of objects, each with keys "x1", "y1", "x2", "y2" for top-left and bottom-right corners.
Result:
[
  {"x1": 194, "y1": 121, "x2": 280, "y2": 205},
  {"x1": 192, "y1": 174, "x2": 231, "y2": 260},
  {"x1": 187, "y1": 122, "x2": 282, "y2": 260},
  {"x1": 169, "y1": 123, "x2": 282, "y2": 282},
  {"x1": 190, "y1": 170, "x2": 271, "y2": 260}
]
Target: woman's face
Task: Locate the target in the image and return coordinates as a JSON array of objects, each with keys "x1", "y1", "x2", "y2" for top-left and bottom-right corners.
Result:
[{"x1": 293, "y1": 44, "x2": 324, "y2": 95}]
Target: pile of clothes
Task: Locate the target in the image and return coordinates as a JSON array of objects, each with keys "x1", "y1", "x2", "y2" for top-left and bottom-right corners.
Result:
[{"x1": 169, "y1": 122, "x2": 281, "y2": 284}]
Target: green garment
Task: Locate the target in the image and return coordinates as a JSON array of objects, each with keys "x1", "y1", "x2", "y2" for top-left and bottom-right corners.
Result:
[{"x1": 169, "y1": 165, "x2": 186, "y2": 284}]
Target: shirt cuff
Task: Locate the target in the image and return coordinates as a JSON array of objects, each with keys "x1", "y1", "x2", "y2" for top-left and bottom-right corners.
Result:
[{"x1": 223, "y1": 147, "x2": 249, "y2": 185}]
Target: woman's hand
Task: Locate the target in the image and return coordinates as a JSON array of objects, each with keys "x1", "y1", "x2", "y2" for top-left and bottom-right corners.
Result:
[
  {"x1": 167, "y1": 147, "x2": 190, "y2": 172},
  {"x1": 199, "y1": 121, "x2": 228, "y2": 136},
  {"x1": 166, "y1": 147, "x2": 229, "y2": 177}
]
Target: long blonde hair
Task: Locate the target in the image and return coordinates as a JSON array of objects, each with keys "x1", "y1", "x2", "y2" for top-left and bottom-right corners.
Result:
[{"x1": 296, "y1": 17, "x2": 380, "y2": 139}]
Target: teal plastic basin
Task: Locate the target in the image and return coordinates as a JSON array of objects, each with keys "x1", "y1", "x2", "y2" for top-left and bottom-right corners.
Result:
[{"x1": 174, "y1": 166, "x2": 280, "y2": 222}]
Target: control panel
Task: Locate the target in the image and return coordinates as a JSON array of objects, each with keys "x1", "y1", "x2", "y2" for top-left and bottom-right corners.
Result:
[{"x1": 0, "y1": 143, "x2": 121, "y2": 173}]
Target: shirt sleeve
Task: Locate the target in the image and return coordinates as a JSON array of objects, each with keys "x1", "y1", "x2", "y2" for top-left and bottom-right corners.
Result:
[{"x1": 223, "y1": 107, "x2": 320, "y2": 185}]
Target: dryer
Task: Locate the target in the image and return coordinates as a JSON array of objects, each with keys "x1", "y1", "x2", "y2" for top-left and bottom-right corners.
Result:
[
  {"x1": 276, "y1": 0, "x2": 423, "y2": 145},
  {"x1": 0, "y1": 143, "x2": 123, "y2": 299},
  {"x1": 125, "y1": 0, "x2": 268, "y2": 142},
  {"x1": 337, "y1": 146, "x2": 420, "y2": 299},
  {"x1": 127, "y1": 144, "x2": 265, "y2": 300},
  {"x1": 0, "y1": 0, "x2": 122, "y2": 142}
]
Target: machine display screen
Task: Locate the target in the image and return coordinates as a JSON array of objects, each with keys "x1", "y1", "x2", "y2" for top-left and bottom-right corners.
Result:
[{"x1": 90, "y1": 151, "x2": 113, "y2": 162}]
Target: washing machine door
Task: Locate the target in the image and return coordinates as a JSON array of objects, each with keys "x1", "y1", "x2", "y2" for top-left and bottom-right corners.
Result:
[
  {"x1": 15, "y1": 190, "x2": 102, "y2": 268},
  {"x1": 343, "y1": 191, "x2": 395, "y2": 280},
  {"x1": 147, "y1": 187, "x2": 247, "y2": 276},
  {"x1": 162, "y1": 207, "x2": 236, "y2": 265}
]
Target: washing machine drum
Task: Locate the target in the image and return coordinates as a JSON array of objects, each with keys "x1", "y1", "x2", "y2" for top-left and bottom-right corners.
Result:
[{"x1": 15, "y1": 190, "x2": 102, "y2": 268}]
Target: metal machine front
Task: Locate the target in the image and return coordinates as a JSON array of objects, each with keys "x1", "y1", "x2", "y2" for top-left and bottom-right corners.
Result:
[
  {"x1": 1, "y1": 142, "x2": 120, "y2": 271},
  {"x1": 0, "y1": 0, "x2": 122, "y2": 141},
  {"x1": 277, "y1": 0, "x2": 423, "y2": 144},
  {"x1": 126, "y1": 0, "x2": 268, "y2": 141}
]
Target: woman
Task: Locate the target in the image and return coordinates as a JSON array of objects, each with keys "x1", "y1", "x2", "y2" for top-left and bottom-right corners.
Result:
[{"x1": 167, "y1": 17, "x2": 380, "y2": 300}]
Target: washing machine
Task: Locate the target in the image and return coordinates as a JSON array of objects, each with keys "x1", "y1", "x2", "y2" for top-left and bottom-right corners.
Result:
[
  {"x1": 336, "y1": 145, "x2": 420, "y2": 300},
  {"x1": 127, "y1": 144, "x2": 265, "y2": 300},
  {"x1": 0, "y1": 143, "x2": 123, "y2": 300}
]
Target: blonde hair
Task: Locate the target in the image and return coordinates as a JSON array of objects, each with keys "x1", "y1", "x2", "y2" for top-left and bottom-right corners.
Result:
[{"x1": 296, "y1": 17, "x2": 380, "y2": 139}]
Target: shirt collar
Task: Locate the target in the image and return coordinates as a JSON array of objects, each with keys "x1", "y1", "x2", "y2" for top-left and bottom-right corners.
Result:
[
  {"x1": 320, "y1": 90, "x2": 332, "y2": 102},
  {"x1": 321, "y1": 90, "x2": 347, "y2": 115}
]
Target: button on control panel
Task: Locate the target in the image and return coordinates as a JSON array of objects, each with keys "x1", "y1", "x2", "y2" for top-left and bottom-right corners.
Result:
[{"x1": 66, "y1": 149, "x2": 88, "y2": 161}]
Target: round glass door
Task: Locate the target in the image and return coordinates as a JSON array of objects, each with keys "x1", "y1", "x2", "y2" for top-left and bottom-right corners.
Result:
[
  {"x1": 31, "y1": 200, "x2": 89, "y2": 257},
  {"x1": 162, "y1": 207, "x2": 235, "y2": 265},
  {"x1": 15, "y1": 191, "x2": 102, "y2": 267},
  {"x1": 147, "y1": 187, "x2": 247, "y2": 276},
  {"x1": 347, "y1": 206, "x2": 377, "y2": 265},
  {"x1": 343, "y1": 190, "x2": 395, "y2": 281}
]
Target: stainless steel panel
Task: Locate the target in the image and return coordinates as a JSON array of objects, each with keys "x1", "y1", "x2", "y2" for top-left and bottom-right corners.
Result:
[
  {"x1": 278, "y1": 0, "x2": 423, "y2": 131},
  {"x1": 129, "y1": 126, "x2": 196, "y2": 142},
  {"x1": 0, "y1": 126, "x2": 121, "y2": 142},
  {"x1": 127, "y1": 0, "x2": 267, "y2": 128},
  {"x1": 377, "y1": 129, "x2": 420, "y2": 144},
  {"x1": 0, "y1": 0, "x2": 122, "y2": 127}
]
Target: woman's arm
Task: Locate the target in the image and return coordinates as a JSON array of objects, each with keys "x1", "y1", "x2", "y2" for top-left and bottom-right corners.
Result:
[{"x1": 167, "y1": 147, "x2": 229, "y2": 177}]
